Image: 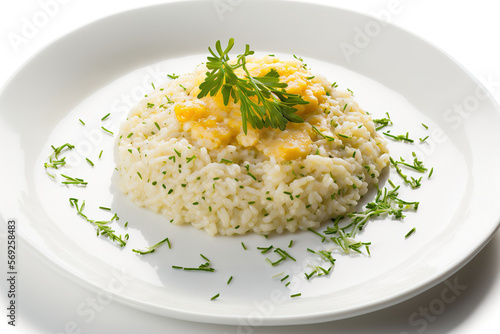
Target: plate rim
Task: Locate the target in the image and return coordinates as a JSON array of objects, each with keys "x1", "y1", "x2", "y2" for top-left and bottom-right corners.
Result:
[{"x1": 2, "y1": 0, "x2": 500, "y2": 326}]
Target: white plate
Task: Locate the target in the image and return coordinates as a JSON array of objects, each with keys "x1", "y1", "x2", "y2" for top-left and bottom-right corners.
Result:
[{"x1": 1, "y1": 0, "x2": 500, "y2": 326}]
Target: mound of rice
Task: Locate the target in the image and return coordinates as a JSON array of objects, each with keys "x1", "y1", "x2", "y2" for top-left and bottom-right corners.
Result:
[{"x1": 116, "y1": 55, "x2": 389, "y2": 236}]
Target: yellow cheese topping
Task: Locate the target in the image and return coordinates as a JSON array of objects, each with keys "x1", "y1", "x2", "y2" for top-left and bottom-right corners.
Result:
[{"x1": 174, "y1": 56, "x2": 330, "y2": 160}]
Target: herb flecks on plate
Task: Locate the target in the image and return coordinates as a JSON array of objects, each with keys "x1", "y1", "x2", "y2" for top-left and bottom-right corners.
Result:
[
  {"x1": 44, "y1": 143, "x2": 75, "y2": 177},
  {"x1": 132, "y1": 236, "x2": 171, "y2": 255},
  {"x1": 69, "y1": 198, "x2": 127, "y2": 247}
]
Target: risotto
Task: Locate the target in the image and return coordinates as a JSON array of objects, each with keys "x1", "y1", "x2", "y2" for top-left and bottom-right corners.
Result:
[{"x1": 116, "y1": 55, "x2": 389, "y2": 236}]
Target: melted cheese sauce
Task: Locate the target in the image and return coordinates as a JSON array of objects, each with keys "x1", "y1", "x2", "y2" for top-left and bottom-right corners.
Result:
[{"x1": 174, "y1": 56, "x2": 331, "y2": 160}]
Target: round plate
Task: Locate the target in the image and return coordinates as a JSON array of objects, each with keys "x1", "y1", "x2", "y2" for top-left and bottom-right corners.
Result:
[{"x1": 1, "y1": 0, "x2": 500, "y2": 326}]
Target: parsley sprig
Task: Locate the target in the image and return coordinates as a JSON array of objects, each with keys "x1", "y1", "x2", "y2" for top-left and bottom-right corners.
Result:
[{"x1": 197, "y1": 39, "x2": 309, "y2": 134}]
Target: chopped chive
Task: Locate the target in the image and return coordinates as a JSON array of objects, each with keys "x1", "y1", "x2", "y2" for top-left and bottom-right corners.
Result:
[
  {"x1": 168, "y1": 189, "x2": 174, "y2": 194},
  {"x1": 272, "y1": 272, "x2": 285, "y2": 278},
  {"x1": 99, "y1": 150, "x2": 103, "y2": 158},
  {"x1": 275, "y1": 248, "x2": 296, "y2": 261},
  {"x1": 428, "y1": 167, "x2": 434, "y2": 178},
  {"x1": 241, "y1": 242, "x2": 247, "y2": 250},
  {"x1": 168, "y1": 73, "x2": 179, "y2": 79},
  {"x1": 61, "y1": 174, "x2": 88, "y2": 186},
  {"x1": 312, "y1": 125, "x2": 335, "y2": 141},
  {"x1": 183, "y1": 267, "x2": 215, "y2": 272},
  {"x1": 172, "y1": 266, "x2": 183, "y2": 269},
  {"x1": 227, "y1": 276, "x2": 233, "y2": 284},
  {"x1": 154, "y1": 122, "x2": 161, "y2": 131},
  {"x1": 290, "y1": 293, "x2": 301, "y2": 298},
  {"x1": 137, "y1": 172, "x2": 142, "y2": 179},
  {"x1": 101, "y1": 113, "x2": 110, "y2": 121},
  {"x1": 99, "y1": 206, "x2": 111, "y2": 211},
  {"x1": 246, "y1": 171, "x2": 257, "y2": 180},
  {"x1": 127, "y1": 132, "x2": 134, "y2": 138},
  {"x1": 258, "y1": 245, "x2": 274, "y2": 254},
  {"x1": 101, "y1": 126, "x2": 114, "y2": 135},
  {"x1": 419, "y1": 135, "x2": 429, "y2": 142},
  {"x1": 383, "y1": 131, "x2": 414, "y2": 143},
  {"x1": 308, "y1": 228, "x2": 326, "y2": 242},
  {"x1": 86, "y1": 158, "x2": 94, "y2": 167},
  {"x1": 405, "y1": 227, "x2": 416, "y2": 238},
  {"x1": 79, "y1": 119, "x2": 85, "y2": 125},
  {"x1": 288, "y1": 240, "x2": 293, "y2": 248},
  {"x1": 422, "y1": 123, "x2": 429, "y2": 129},
  {"x1": 132, "y1": 236, "x2": 170, "y2": 255},
  {"x1": 211, "y1": 293, "x2": 220, "y2": 300},
  {"x1": 179, "y1": 84, "x2": 187, "y2": 90},
  {"x1": 281, "y1": 275, "x2": 289, "y2": 282},
  {"x1": 151, "y1": 82, "x2": 156, "y2": 90},
  {"x1": 220, "y1": 158, "x2": 233, "y2": 164},
  {"x1": 338, "y1": 133, "x2": 351, "y2": 139}
]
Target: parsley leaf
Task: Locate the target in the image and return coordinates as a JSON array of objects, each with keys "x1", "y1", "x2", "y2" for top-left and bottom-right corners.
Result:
[{"x1": 197, "y1": 39, "x2": 308, "y2": 134}]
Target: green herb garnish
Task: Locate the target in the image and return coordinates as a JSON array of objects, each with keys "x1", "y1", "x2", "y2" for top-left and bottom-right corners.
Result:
[
  {"x1": 383, "y1": 131, "x2": 414, "y2": 143},
  {"x1": 132, "y1": 236, "x2": 170, "y2": 255},
  {"x1": 373, "y1": 112, "x2": 392, "y2": 131},
  {"x1": 174, "y1": 254, "x2": 215, "y2": 272},
  {"x1": 101, "y1": 126, "x2": 114, "y2": 136},
  {"x1": 197, "y1": 39, "x2": 308, "y2": 134},
  {"x1": 69, "y1": 198, "x2": 126, "y2": 247},
  {"x1": 392, "y1": 152, "x2": 427, "y2": 173},
  {"x1": 44, "y1": 143, "x2": 75, "y2": 176},
  {"x1": 347, "y1": 186, "x2": 419, "y2": 238},
  {"x1": 405, "y1": 228, "x2": 416, "y2": 238},
  {"x1": 61, "y1": 174, "x2": 88, "y2": 186}
]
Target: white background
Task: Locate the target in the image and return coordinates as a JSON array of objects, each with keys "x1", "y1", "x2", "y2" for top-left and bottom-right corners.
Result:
[{"x1": 1, "y1": 0, "x2": 500, "y2": 333}]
